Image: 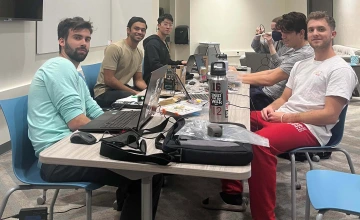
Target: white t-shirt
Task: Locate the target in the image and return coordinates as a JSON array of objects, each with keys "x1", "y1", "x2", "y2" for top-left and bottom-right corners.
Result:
[{"x1": 277, "y1": 55, "x2": 358, "y2": 145}]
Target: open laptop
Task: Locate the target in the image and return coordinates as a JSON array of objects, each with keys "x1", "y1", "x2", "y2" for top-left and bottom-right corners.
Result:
[
  {"x1": 244, "y1": 52, "x2": 271, "y2": 73},
  {"x1": 186, "y1": 54, "x2": 206, "y2": 74},
  {"x1": 79, "y1": 66, "x2": 166, "y2": 133},
  {"x1": 173, "y1": 71, "x2": 209, "y2": 101}
]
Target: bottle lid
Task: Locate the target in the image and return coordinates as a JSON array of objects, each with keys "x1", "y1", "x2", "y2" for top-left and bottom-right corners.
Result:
[
  {"x1": 210, "y1": 62, "x2": 226, "y2": 76},
  {"x1": 216, "y1": 53, "x2": 227, "y2": 60}
]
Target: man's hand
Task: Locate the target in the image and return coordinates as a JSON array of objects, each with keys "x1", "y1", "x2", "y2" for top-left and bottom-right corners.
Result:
[
  {"x1": 267, "y1": 111, "x2": 286, "y2": 123},
  {"x1": 228, "y1": 66, "x2": 237, "y2": 71},
  {"x1": 263, "y1": 33, "x2": 274, "y2": 45},
  {"x1": 261, "y1": 105, "x2": 275, "y2": 121},
  {"x1": 181, "y1": 60, "x2": 187, "y2": 65},
  {"x1": 255, "y1": 26, "x2": 264, "y2": 35}
]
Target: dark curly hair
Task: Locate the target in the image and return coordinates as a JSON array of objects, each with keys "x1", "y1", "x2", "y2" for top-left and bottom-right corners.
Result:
[
  {"x1": 276, "y1": 12, "x2": 307, "y2": 40},
  {"x1": 57, "y1": 17, "x2": 93, "y2": 53}
]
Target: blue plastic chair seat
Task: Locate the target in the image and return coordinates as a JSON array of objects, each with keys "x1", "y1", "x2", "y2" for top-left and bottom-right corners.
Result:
[
  {"x1": 22, "y1": 160, "x2": 102, "y2": 190},
  {"x1": 307, "y1": 170, "x2": 360, "y2": 215}
]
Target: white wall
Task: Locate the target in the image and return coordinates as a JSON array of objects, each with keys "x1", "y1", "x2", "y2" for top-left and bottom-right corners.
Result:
[
  {"x1": 333, "y1": 0, "x2": 360, "y2": 48},
  {"x1": 0, "y1": 0, "x2": 159, "y2": 145},
  {"x1": 189, "y1": 0, "x2": 287, "y2": 65},
  {"x1": 285, "y1": 0, "x2": 307, "y2": 15},
  {"x1": 159, "y1": 0, "x2": 170, "y2": 14},
  {"x1": 173, "y1": 0, "x2": 190, "y2": 61}
]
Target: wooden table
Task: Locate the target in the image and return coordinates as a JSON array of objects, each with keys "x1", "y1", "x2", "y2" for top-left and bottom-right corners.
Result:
[{"x1": 40, "y1": 71, "x2": 251, "y2": 220}]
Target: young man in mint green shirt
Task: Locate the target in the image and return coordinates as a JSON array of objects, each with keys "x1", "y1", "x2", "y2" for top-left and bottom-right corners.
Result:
[{"x1": 27, "y1": 17, "x2": 163, "y2": 219}]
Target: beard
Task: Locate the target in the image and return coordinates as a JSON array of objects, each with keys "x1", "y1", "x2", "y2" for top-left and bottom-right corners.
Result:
[
  {"x1": 64, "y1": 42, "x2": 88, "y2": 62},
  {"x1": 310, "y1": 38, "x2": 332, "y2": 50}
]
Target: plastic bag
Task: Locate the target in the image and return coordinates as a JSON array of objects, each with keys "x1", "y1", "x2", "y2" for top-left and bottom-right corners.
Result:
[{"x1": 176, "y1": 119, "x2": 269, "y2": 147}]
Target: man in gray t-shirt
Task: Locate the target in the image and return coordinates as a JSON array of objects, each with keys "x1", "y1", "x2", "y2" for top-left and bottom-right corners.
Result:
[{"x1": 240, "y1": 12, "x2": 314, "y2": 110}]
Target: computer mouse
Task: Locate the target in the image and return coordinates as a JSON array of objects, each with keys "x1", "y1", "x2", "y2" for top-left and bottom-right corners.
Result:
[{"x1": 70, "y1": 131, "x2": 97, "y2": 145}]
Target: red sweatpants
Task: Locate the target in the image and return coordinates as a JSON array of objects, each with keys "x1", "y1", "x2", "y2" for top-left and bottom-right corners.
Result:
[{"x1": 221, "y1": 111, "x2": 319, "y2": 220}]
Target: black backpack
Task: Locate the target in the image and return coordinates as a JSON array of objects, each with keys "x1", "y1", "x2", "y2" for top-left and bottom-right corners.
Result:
[{"x1": 175, "y1": 25, "x2": 189, "y2": 44}]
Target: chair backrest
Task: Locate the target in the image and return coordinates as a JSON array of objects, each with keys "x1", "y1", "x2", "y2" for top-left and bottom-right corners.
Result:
[
  {"x1": 0, "y1": 96, "x2": 36, "y2": 180},
  {"x1": 326, "y1": 105, "x2": 348, "y2": 146},
  {"x1": 81, "y1": 63, "x2": 101, "y2": 97}
]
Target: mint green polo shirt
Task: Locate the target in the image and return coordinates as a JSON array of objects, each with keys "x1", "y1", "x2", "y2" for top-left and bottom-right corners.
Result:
[{"x1": 28, "y1": 57, "x2": 103, "y2": 158}]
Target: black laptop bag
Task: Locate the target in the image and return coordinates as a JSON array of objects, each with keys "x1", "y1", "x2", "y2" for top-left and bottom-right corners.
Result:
[
  {"x1": 155, "y1": 118, "x2": 253, "y2": 166},
  {"x1": 100, "y1": 118, "x2": 253, "y2": 166}
]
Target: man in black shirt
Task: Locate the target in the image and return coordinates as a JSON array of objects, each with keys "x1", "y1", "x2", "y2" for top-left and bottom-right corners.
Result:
[{"x1": 143, "y1": 14, "x2": 186, "y2": 85}]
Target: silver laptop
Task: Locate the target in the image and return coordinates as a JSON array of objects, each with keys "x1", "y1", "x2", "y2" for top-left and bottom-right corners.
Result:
[
  {"x1": 186, "y1": 54, "x2": 206, "y2": 74},
  {"x1": 173, "y1": 72, "x2": 209, "y2": 100},
  {"x1": 244, "y1": 52, "x2": 271, "y2": 73}
]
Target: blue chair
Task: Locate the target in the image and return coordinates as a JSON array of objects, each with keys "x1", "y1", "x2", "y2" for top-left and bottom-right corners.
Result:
[
  {"x1": 287, "y1": 105, "x2": 355, "y2": 220},
  {"x1": 81, "y1": 63, "x2": 101, "y2": 97},
  {"x1": 0, "y1": 96, "x2": 103, "y2": 220},
  {"x1": 305, "y1": 170, "x2": 360, "y2": 219}
]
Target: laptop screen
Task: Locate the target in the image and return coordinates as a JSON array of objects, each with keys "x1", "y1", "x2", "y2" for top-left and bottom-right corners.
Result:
[
  {"x1": 186, "y1": 55, "x2": 206, "y2": 74},
  {"x1": 244, "y1": 52, "x2": 270, "y2": 73},
  {"x1": 137, "y1": 65, "x2": 167, "y2": 129}
]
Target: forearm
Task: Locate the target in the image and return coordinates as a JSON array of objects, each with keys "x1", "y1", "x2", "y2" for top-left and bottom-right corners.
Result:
[
  {"x1": 241, "y1": 70, "x2": 273, "y2": 86},
  {"x1": 269, "y1": 97, "x2": 287, "y2": 111},
  {"x1": 168, "y1": 59, "x2": 182, "y2": 65},
  {"x1": 282, "y1": 109, "x2": 339, "y2": 125},
  {"x1": 268, "y1": 43, "x2": 277, "y2": 55},
  {"x1": 135, "y1": 79, "x2": 147, "y2": 91},
  {"x1": 105, "y1": 77, "x2": 137, "y2": 94},
  {"x1": 247, "y1": 69, "x2": 271, "y2": 77},
  {"x1": 67, "y1": 114, "x2": 91, "y2": 131}
]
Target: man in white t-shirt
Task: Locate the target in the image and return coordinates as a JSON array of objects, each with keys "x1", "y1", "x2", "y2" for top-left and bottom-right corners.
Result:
[{"x1": 203, "y1": 11, "x2": 358, "y2": 220}]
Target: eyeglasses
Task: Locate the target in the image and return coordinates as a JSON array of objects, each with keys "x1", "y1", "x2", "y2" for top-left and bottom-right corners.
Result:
[
  {"x1": 127, "y1": 135, "x2": 147, "y2": 154},
  {"x1": 162, "y1": 22, "x2": 173, "y2": 28}
]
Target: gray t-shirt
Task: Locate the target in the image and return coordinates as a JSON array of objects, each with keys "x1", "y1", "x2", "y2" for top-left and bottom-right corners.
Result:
[
  {"x1": 277, "y1": 55, "x2": 358, "y2": 145},
  {"x1": 262, "y1": 44, "x2": 314, "y2": 99}
]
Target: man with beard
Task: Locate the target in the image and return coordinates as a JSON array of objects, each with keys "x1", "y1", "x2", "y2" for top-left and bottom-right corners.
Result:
[
  {"x1": 202, "y1": 11, "x2": 357, "y2": 220},
  {"x1": 143, "y1": 14, "x2": 186, "y2": 85},
  {"x1": 28, "y1": 17, "x2": 163, "y2": 220},
  {"x1": 94, "y1": 17, "x2": 148, "y2": 108}
]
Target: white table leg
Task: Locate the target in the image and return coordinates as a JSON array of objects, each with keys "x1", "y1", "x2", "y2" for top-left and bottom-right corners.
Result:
[{"x1": 141, "y1": 176, "x2": 153, "y2": 220}]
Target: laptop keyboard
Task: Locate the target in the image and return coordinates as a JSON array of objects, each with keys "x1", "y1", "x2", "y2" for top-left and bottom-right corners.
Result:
[
  {"x1": 190, "y1": 93, "x2": 209, "y2": 100},
  {"x1": 101, "y1": 111, "x2": 140, "y2": 129}
]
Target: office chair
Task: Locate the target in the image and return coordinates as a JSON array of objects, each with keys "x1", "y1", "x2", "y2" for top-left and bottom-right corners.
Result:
[
  {"x1": 286, "y1": 105, "x2": 355, "y2": 220},
  {"x1": 81, "y1": 63, "x2": 101, "y2": 97},
  {"x1": 0, "y1": 96, "x2": 103, "y2": 220},
  {"x1": 305, "y1": 170, "x2": 360, "y2": 220}
]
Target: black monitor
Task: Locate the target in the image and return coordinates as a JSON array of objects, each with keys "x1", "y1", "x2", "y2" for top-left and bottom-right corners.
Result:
[{"x1": 0, "y1": 0, "x2": 43, "y2": 21}]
